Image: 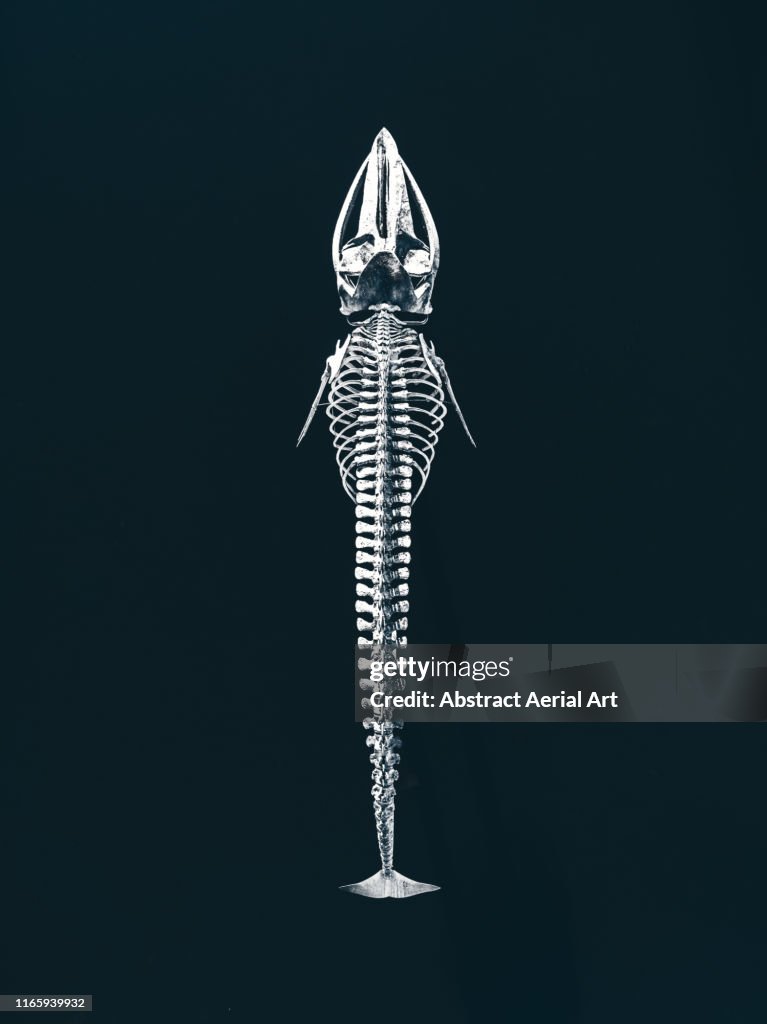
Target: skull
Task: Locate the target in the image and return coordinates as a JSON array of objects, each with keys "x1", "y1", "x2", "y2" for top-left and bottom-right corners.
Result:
[{"x1": 332, "y1": 128, "x2": 440, "y2": 317}]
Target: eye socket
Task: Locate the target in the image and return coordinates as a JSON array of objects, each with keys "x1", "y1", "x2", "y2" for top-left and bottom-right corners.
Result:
[
  {"x1": 342, "y1": 233, "x2": 375, "y2": 251},
  {"x1": 409, "y1": 274, "x2": 428, "y2": 290},
  {"x1": 342, "y1": 273, "x2": 361, "y2": 289},
  {"x1": 396, "y1": 232, "x2": 429, "y2": 262}
]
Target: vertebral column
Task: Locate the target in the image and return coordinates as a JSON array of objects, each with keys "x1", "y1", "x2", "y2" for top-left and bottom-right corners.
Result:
[{"x1": 352, "y1": 314, "x2": 414, "y2": 875}]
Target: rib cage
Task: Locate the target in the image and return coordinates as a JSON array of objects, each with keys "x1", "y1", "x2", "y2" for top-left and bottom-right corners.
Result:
[
  {"x1": 327, "y1": 311, "x2": 447, "y2": 505},
  {"x1": 325, "y1": 309, "x2": 447, "y2": 874}
]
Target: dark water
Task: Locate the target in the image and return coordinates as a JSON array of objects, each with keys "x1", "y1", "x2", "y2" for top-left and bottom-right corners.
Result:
[{"x1": 5, "y1": 2, "x2": 766, "y2": 1020}]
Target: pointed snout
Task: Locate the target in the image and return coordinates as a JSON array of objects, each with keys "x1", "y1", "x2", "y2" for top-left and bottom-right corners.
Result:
[{"x1": 372, "y1": 126, "x2": 399, "y2": 158}]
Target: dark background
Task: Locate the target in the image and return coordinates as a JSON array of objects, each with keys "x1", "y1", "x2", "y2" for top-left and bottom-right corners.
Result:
[{"x1": 5, "y1": 1, "x2": 767, "y2": 1021}]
